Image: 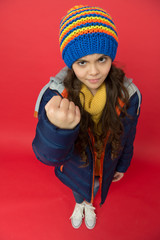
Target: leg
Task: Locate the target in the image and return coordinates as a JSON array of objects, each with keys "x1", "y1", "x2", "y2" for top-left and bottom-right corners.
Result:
[
  {"x1": 70, "y1": 177, "x2": 100, "y2": 229},
  {"x1": 84, "y1": 176, "x2": 100, "y2": 204},
  {"x1": 70, "y1": 191, "x2": 85, "y2": 229},
  {"x1": 72, "y1": 190, "x2": 85, "y2": 204},
  {"x1": 84, "y1": 176, "x2": 99, "y2": 229}
]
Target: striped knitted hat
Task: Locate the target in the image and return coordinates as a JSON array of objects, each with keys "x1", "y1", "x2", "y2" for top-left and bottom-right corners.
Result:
[{"x1": 59, "y1": 5, "x2": 118, "y2": 68}]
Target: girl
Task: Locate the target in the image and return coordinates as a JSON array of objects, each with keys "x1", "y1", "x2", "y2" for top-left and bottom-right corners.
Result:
[{"x1": 32, "y1": 5, "x2": 141, "y2": 230}]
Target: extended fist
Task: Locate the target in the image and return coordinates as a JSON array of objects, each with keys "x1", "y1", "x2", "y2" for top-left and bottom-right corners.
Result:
[{"x1": 45, "y1": 96, "x2": 81, "y2": 129}]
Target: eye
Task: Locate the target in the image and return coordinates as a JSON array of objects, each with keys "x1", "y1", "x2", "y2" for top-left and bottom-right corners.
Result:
[
  {"x1": 77, "y1": 61, "x2": 87, "y2": 66},
  {"x1": 98, "y1": 57, "x2": 107, "y2": 63}
]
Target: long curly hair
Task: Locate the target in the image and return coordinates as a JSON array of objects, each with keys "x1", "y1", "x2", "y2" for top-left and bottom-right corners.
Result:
[{"x1": 63, "y1": 64, "x2": 129, "y2": 166}]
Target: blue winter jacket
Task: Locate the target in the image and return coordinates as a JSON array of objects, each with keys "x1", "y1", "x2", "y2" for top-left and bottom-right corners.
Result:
[{"x1": 32, "y1": 67, "x2": 141, "y2": 206}]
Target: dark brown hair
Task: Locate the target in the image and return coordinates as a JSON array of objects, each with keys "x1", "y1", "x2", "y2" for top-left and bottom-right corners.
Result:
[{"x1": 64, "y1": 64, "x2": 129, "y2": 166}]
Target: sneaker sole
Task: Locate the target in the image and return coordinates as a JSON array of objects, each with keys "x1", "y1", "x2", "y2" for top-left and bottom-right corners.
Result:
[
  {"x1": 85, "y1": 219, "x2": 96, "y2": 230},
  {"x1": 71, "y1": 219, "x2": 83, "y2": 229}
]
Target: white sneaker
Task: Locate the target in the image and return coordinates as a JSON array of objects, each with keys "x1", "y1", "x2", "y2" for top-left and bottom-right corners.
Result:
[
  {"x1": 84, "y1": 203, "x2": 96, "y2": 229},
  {"x1": 70, "y1": 203, "x2": 84, "y2": 229}
]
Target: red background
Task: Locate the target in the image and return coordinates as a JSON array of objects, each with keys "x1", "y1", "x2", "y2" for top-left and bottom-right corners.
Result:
[{"x1": 0, "y1": 0, "x2": 160, "y2": 239}]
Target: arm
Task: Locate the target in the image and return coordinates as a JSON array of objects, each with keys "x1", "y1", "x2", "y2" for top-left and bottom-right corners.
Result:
[
  {"x1": 115, "y1": 92, "x2": 141, "y2": 173},
  {"x1": 112, "y1": 116, "x2": 138, "y2": 182},
  {"x1": 32, "y1": 89, "x2": 80, "y2": 167}
]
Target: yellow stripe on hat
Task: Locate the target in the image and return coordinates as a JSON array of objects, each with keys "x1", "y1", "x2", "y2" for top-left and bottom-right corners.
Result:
[
  {"x1": 60, "y1": 10, "x2": 113, "y2": 33},
  {"x1": 59, "y1": 16, "x2": 117, "y2": 43},
  {"x1": 60, "y1": 25, "x2": 118, "y2": 53},
  {"x1": 60, "y1": 6, "x2": 111, "y2": 28}
]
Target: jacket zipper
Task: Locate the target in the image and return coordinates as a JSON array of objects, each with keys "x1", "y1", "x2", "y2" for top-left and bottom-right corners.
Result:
[
  {"x1": 89, "y1": 129, "x2": 110, "y2": 206},
  {"x1": 88, "y1": 129, "x2": 96, "y2": 204}
]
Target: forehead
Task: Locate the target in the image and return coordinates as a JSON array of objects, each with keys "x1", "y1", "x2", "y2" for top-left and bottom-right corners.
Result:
[{"x1": 78, "y1": 53, "x2": 105, "y2": 60}]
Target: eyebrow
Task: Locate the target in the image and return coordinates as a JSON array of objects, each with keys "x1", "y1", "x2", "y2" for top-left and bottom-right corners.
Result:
[{"x1": 77, "y1": 54, "x2": 106, "y2": 61}]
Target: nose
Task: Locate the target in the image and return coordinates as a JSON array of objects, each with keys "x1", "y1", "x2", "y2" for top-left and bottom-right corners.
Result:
[{"x1": 89, "y1": 64, "x2": 99, "y2": 76}]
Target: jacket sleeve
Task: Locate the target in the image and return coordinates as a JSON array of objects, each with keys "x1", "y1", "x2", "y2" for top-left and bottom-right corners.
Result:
[
  {"x1": 116, "y1": 92, "x2": 141, "y2": 173},
  {"x1": 32, "y1": 88, "x2": 80, "y2": 167}
]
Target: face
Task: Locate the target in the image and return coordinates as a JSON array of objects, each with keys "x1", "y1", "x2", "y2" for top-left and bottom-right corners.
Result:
[{"x1": 72, "y1": 53, "x2": 112, "y2": 95}]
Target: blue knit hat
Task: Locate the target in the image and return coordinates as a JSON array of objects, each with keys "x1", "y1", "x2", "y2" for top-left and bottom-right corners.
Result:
[{"x1": 59, "y1": 5, "x2": 118, "y2": 68}]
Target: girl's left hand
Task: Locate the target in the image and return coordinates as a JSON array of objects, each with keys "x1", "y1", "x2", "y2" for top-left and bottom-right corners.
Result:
[{"x1": 112, "y1": 171, "x2": 124, "y2": 182}]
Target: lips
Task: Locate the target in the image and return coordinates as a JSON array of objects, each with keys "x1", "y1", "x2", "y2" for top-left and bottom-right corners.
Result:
[{"x1": 87, "y1": 78, "x2": 100, "y2": 83}]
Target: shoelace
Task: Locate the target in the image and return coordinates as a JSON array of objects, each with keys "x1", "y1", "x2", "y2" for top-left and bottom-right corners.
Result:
[
  {"x1": 85, "y1": 204, "x2": 96, "y2": 219},
  {"x1": 69, "y1": 204, "x2": 84, "y2": 219}
]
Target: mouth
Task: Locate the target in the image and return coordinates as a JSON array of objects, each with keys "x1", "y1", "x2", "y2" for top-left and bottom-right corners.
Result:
[{"x1": 87, "y1": 78, "x2": 100, "y2": 83}]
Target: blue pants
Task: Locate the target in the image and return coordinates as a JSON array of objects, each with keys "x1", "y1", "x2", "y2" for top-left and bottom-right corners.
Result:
[{"x1": 72, "y1": 176, "x2": 100, "y2": 204}]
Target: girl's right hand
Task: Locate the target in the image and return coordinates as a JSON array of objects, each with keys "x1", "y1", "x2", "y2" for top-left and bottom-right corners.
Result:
[{"x1": 45, "y1": 95, "x2": 81, "y2": 129}]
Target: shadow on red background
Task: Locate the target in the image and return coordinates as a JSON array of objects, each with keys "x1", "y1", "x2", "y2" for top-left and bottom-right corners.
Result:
[{"x1": 0, "y1": 0, "x2": 160, "y2": 239}]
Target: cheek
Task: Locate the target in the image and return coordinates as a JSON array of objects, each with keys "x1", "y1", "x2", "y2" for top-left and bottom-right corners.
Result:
[
  {"x1": 73, "y1": 67, "x2": 86, "y2": 80},
  {"x1": 103, "y1": 64, "x2": 111, "y2": 77},
  {"x1": 101, "y1": 69, "x2": 109, "y2": 78}
]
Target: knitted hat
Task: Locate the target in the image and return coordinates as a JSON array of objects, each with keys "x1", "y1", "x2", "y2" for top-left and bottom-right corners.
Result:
[{"x1": 59, "y1": 5, "x2": 118, "y2": 68}]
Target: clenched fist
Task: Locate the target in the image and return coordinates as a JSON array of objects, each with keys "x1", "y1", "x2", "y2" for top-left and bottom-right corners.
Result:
[{"x1": 45, "y1": 96, "x2": 81, "y2": 129}]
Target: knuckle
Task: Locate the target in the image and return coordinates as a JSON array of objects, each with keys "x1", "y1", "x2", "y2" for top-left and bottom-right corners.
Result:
[
  {"x1": 47, "y1": 108, "x2": 55, "y2": 117},
  {"x1": 70, "y1": 101, "x2": 75, "y2": 107},
  {"x1": 62, "y1": 98, "x2": 69, "y2": 104},
  {"x1": 67, "y1": 112, "x2": 75, "y2": 122},
  {"x1": 59, "y1": 109, "x2": 67, "y2": 120}
]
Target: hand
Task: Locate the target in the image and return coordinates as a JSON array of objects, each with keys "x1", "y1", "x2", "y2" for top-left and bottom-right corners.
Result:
[
  {"x1": 45, "y1": 95, "x2": 81, "y2": 129},
  {"x1": 112, "y1": 171, "x2": 124, "y2": 182}
]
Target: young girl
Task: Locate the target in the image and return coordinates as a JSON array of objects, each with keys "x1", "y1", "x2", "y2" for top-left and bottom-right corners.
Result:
[{"x1": 32, "y1": 5, "x2": 141, "y2": 230}]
